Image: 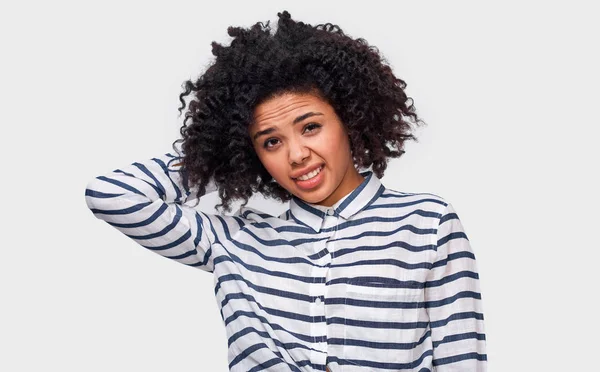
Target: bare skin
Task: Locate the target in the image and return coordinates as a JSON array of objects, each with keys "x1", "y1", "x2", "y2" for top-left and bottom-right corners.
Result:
[{"x1": 248, "y1": 92, "x2": 364, "y2": 207}]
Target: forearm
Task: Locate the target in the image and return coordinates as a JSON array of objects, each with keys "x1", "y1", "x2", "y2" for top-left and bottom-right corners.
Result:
[{"x1": 84, "y1": 151, "x2": 217, "y2": 270}]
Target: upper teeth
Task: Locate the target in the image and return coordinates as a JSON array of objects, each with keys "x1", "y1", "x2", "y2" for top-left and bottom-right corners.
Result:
[{"x1": 297, "y1": 166, "x2": 322, "y2": 181}]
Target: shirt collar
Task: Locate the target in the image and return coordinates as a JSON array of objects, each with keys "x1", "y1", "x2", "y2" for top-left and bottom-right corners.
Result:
[{"x1": 289, "y1": 170, "x2": 385, "y2": 233}]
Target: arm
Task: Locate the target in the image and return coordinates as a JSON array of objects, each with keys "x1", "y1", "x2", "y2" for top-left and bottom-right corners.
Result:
[
  {"x1": 425, "y1": 202, "x2": 487, "y2": 371},
  {"x1": 84, "y1": 151, "x2": 218, "y2": 272}
]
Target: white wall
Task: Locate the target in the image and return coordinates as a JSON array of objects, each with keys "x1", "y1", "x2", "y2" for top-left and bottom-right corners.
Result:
[{"x1": 1, "y1": 1, "x2": 598, "y2": 371}]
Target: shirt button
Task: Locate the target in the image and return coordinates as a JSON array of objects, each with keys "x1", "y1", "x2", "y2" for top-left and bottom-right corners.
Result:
[
  {"x1": 315, "y1": 297, "x2": 322, "y2": 305},
  {"x1": 326, "y1": 209, "x2": 334, "y2": 216}
]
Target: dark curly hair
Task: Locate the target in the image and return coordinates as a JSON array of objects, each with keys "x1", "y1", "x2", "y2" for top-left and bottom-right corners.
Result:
[{"x1": 173, "y1": 10, "x2": 426, "y2": 213}]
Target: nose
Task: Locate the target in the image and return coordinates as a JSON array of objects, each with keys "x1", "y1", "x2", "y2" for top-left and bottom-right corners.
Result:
[{"x1": 288, "y1": 138, "x2": 310, "y2": 165}]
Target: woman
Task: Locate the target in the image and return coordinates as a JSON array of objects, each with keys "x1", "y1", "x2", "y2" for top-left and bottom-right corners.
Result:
[{"x1": 85, "y1": 10, "x2": 487, "y2": 372}]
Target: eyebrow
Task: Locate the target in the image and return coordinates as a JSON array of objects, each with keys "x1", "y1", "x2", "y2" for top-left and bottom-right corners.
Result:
[{"x1": 252, "y1": 112, "x2": 323, "y2": 142}]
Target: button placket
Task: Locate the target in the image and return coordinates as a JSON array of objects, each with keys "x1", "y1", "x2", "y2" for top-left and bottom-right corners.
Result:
[
  {"x1": 309, "y1": 265, "x2": 328, "y2": 368},
  {"x1": 323, "y1": 210, "x2": 339, "y2": 372},
  {"x1": 310, "y1": 226, "x2": 329, "y2": 368}
]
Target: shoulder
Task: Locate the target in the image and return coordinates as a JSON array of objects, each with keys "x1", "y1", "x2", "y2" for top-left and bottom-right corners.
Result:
[
  {"x1": 373, "y1": 186, "x2": 449, "y2": 215},
  {"x1": 235, "y1": 205, "x2": 277, "y2": 220},
  {"x1": 231, "y1": 205, "x2": 294, "y2": 229}
]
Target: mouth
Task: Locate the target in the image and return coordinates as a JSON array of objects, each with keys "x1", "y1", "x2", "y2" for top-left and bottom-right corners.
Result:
[
  {"x1": 292, "y1": 164, "x2": 324, "y2": 180},
  {"x1": 293, "y1": 165, "x2": 325, "y2": 190}
]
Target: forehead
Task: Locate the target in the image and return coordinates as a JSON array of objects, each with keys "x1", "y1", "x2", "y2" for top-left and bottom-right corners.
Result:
[{"x1": 251, "y1": 93, "x2": 329, "y2": 127}]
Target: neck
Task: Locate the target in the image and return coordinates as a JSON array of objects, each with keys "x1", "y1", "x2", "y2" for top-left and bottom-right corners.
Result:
[{"x1": 316, "y1": 167, "x2": 365, "y2": 207}]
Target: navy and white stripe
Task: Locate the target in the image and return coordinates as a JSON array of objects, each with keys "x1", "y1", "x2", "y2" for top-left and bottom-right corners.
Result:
[{"x1": 85, "y1": 151, "x2": 487, "y2": 371}]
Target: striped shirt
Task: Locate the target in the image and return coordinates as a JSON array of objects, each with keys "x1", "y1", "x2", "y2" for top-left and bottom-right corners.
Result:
[{"x1": 85, "y1": 151, "x2": 487, "y2": 372}]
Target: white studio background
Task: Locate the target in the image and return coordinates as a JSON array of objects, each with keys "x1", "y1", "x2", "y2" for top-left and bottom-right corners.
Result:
[{"x1": 1, "y1": 1, "x2": 598, "y2": 371}]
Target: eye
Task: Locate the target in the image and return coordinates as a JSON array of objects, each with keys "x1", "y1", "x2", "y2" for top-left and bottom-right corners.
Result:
[
  {"x1": 262, "y1": 123, "x2": 321, "y2": 150},
  {"x1": 303, "y1": 122, "x2": 321, "y2": 133},
  {"x1": 263, "y1": 138, "x2": 280, "y2": 149}
]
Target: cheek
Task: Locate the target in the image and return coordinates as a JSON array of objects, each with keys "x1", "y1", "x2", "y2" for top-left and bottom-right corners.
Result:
[
  {"x1": 320, "y1": 129, "x2": 351, "y2": 159},
  {"x1": 258, "y1": 153, "x2": 287, "y2": 180}
]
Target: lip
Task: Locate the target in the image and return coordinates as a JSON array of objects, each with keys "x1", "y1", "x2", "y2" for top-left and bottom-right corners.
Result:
[
  {"x1": 291, "y1": 163, "x2": 324, "y2": 179},
  {"x1": 293, "y1": 165, "x2": 325, "y2": 190}
]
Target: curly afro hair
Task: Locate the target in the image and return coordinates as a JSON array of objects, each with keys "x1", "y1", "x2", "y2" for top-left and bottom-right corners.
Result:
[{"x1": 173, "y1": 10, "x2": 426, "y2": 213}]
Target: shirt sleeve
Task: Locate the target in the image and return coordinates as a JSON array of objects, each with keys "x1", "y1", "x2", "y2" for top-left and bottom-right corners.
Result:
[
  {"x1": 425, "y1": 202, "x2": 487, "y2": 371},
  {"x1": 84, "y1": 151, "x2": 218, "y2": 272}
]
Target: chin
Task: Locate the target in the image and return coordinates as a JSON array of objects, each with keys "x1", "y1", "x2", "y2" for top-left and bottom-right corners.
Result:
[
  {"x1": 294, "y1": 188, "x2": 330, "y2": 204},
  {"x1": 283, "y1": 174, "x2": 335, "y2": 204}
]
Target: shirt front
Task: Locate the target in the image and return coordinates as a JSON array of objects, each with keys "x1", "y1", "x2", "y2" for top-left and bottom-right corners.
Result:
[{"x1": 85, "y1": 151, "x2": 487, "y2": 372}]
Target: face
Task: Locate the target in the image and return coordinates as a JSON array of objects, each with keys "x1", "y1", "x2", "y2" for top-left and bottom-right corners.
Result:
[{"x1": 248, "y1": 91, "x2": 364, "y2": 207}]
